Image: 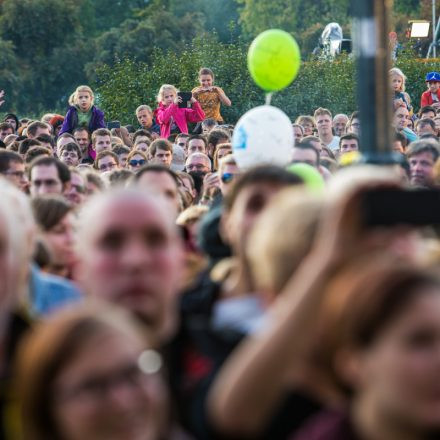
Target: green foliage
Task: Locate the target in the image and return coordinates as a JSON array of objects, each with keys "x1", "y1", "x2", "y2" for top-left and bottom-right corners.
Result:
[{"x1": 95, "y1": 35, "x2": 438, "y2": 126}]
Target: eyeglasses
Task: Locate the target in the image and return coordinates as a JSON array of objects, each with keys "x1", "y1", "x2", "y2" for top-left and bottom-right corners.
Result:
[
  {"x1": 186, "y1": 163, "x2": 208, "y2": 172},
  {"x1": 129, "y1": 159, "x2": 146, "y2": 167},
  {"x1": 98, "y1": 162, "x2": 117, "y2": 172},
  {"x1": 221, "y1": 172, "x2": 236, "y2": 184}
]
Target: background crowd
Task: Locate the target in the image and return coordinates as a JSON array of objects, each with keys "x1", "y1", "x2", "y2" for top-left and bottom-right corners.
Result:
[{"x1": 0, "y1": 62, "x2": 439, "y2": 440}]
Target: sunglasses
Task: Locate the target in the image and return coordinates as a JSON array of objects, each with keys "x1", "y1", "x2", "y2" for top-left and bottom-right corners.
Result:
[
  {"x1": 129, "y1": 159, "x2": 146, "y2": 167},
  {"x1": 221, "y1": 173, "x2": 236, "y2": 184}
]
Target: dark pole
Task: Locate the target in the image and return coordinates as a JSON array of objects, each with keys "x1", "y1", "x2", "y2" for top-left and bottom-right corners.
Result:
[{"x1": 352, "y1": 0, "x2": 395, "y2": 163}]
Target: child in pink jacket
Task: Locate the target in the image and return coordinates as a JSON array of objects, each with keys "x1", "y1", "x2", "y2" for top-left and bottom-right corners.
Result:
[{"x1": 155, "y1": 84, "x2": 205, "y2": 138}]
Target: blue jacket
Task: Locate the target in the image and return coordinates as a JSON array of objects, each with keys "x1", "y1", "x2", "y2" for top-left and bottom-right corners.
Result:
[
  {"x1": 59, "y1": 105, "x2": 106, "y2": 135},
  {"x1": 30, "y1": 265, "x2": 83, "y2": 316}
]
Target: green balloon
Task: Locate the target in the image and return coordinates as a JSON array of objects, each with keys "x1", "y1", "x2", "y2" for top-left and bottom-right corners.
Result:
[
  {"x1": 248, "y1": 29, "x2": 301, "y2": 92},
  {"x1": 287, "y1": 163, "x2": 325, "y2": 193}
]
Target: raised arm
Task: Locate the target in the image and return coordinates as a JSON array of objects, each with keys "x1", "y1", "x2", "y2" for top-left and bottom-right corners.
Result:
[{"x1": 214, "y1": 87, "x2": 232, "y2": 106}]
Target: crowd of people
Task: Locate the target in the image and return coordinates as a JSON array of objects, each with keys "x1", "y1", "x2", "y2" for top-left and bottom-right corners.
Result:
[{"x1": 0, "y1": 64, "x2": 439, "y2": 440}]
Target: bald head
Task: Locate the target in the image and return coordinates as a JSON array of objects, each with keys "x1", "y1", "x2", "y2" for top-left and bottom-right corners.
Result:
[{"x1": 76, "y1": 190, "x2": 182, "y2": 345}]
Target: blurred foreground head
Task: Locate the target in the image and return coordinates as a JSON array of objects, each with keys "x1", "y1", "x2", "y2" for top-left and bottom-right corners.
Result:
[
  {"x1": 76, "y1": 189, "x2": 183, "y2": 346},
  {"x1": 16, "y1": 304, "x2": 167, "y2": 440}
]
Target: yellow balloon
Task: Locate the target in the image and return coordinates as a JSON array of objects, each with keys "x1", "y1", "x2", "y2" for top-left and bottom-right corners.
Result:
[{"x1": 248, "y1": 29, "x2": 301, "y2": 92}]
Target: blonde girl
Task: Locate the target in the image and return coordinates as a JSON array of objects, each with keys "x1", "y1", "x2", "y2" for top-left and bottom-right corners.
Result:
[
  {"x1": 59, "y1": 85, "x2": 106, "y2": 135},
  {"x1": 155, "y1": 84, "x2": 205, "y2": 139},
  {"x1": 389, "y1": 68, "x2": 413, "y2": 114}
]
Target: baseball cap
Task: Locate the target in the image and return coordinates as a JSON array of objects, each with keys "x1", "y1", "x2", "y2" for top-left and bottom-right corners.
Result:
[{"x1": 425, "y1": 72, "x2": 440, "y2": 82}]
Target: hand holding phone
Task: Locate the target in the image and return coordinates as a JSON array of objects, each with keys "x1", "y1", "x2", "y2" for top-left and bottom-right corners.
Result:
[{"x1": 177, "y1": 92, "x2": 193, "y2": 108}]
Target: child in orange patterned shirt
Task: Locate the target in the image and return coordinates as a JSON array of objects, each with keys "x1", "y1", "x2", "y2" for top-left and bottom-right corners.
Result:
[{"x1": 192, "y1": 68, "x2": 231, "y2": 123}]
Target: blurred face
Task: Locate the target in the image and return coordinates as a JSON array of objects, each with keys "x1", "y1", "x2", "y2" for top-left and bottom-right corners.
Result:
[
  {"x1": 0, "y1": 126, "x2": 13, "y2": 141},
  {"x1": 349, "y1": 118, "x2": 361, "y2": 135},
  {"x1": 0, "y1": 215, "x2": 12, "y2": 311},
  {"x1": 409, "y1": 152, "x2": 435, "y2": 186},
  {"x1": 118, "y1": 153, "x2": 129, "y2": 168},
  {"x1": 128, "y1": 154, "x2": 146, "y2": 171},
  {"x1": 293, "y1": 126, "x2": 303, "y2": 144},
  {"x1": 175, "y1": 136, "x2": 188, "y2": 150},
  {"x1": 94, "y1": 135, "x2": 112, "y2": 154},
  {"x1": 199, "y1": 74, "x2": 213, "y2": 89},
  {"x1": 428, "y1": 81, "x2": 440, "y2": 94},
  {"x1": 74, "y1": 130, "x2": 90, "y2": 154},
  {"x1": 416, "y1": 122, "x2": 436, "y2": 137},
  {"x1": 136, "y1": 109, "x2": 153, "y2": 129},
  {"x1": 137, "y1": 172, "x2": 179, "y2": 216},
  {"x1": 34, "y1": 126, "x2": 52, "y2": 138},
  {"x1": 217, "y1": 146, "x2": 232, "y2": 163},
  {"x1": 223, "y1": 182, "x2": 286, "y2": 254},
  {"x1": 162, "y1": 90, "x2": 175, "y2": 106},
  {"x1": 78, "y1": 197, "x2": 182, "y2": 340},
  {"x1": 97, "y1": 156, "x2": 118, "y2": 173},
  {"x1": 5, "y1": 118, "x2": 17, "y2": 131},
  {"x1": 30, "y1": 164, "x2": 63, "y2": 196},
  {"x1": 393, "y1": 141, "x2": 405, "y2": 154},
  {"x1": 2, "y1": 161, "x2": 28, "y2": 192},
  {"x1": 65, "y1": 173, "x2": 86, "y2": 206},
  {"x1": 43, "y1": 212, "x2": 76, "y2": 266},
  {"x1": 354, "y1": 290, "x2": 440, "y2": 431},
  {"x1": 391, "y1": 75, "x2": 403, "y2": 92},
  {"x1": 219, "y1": 163, "x2": 240, "y2": 196},
  {"x1": 421, "y1": 110, "x2": 436, "y2": 120},
  {"x1": 77, "y1": 91, "x2": 92, "y2": 112},
  {"x1": 291, "y1": 147, "x2": 318, "y2": 168},
  {"x1": 340, "y1": 138, "x2": 359, "y2": 154},
  {"x1": 333, "y1": 116, "x2": 348, "y2": 136},
  {"x1": 135, "y1": 142, "x2": 149, "y2": 154},
  {"x1": 60, "y1": 149, "x2": 79, "y2": 167},
  {"x1": 153, "y1": 149, "x2": 172, "y2": 168},
  {"x1": 301, "y1": 121, "x2": 314, "y2": 136},
  {"x1": 393, "y1": 108, "x2": 409, "y2": 130},
  {"x1": 185, "y1": 157, "x2": 210, "y2": 174},
  {"x1": 187, "y1": 139, "x2": 206, "y2": 155},
  {"x1": 316, "y1": 114, "x2": 332, "y2": 136},
  {"x1": 53, "y1": 330, "x2": 165, "y2": 440},
  {"x1": 435, "y1": 118, "x2": 440, "y2": 134}
]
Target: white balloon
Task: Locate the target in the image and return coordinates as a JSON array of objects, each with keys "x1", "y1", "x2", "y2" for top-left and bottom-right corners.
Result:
[{"x1": 232, "y1": 105, "x2": 293, "y2": 169}]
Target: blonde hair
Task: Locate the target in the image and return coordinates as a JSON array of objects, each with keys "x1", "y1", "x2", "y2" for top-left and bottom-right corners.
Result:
[
  {"x1": 69, "y1": 85, "x2": 95, "y2": 107},
  {"x1": 389, "y1": 67, "x2": 407, "y2": 92},
  {"x1": 157, "y1": 84, "x2": 178, "y2": 104}
]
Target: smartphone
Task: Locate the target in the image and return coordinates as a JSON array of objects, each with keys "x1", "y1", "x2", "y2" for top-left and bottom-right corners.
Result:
[
  {"x1": 361, "y1": 188, "x2": 440, "y2": 227},
  {"x1": 107, "y1": 121, "x2": 121, "y2": 130},
  {"x1": 177, "y1": 92, "x2": 192, "y2": 108}
]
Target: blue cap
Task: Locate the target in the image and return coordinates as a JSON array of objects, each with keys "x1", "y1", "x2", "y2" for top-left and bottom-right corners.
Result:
[{"x1": 425, "y1": 71, "x2": 440, "y2": 82}]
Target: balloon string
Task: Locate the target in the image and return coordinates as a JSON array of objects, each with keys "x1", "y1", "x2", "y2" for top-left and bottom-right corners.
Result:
[{"x1": 265, "y1": 93, "x2": 273, "y2": 105}]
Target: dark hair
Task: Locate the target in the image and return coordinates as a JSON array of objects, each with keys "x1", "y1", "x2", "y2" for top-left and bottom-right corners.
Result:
[
  {"x1": 94, "y1": 150, "x2": 118, "y2": 169},
  {"x1": 176, "y1": 171, "x2": 195, "y2": 189},
  {"x1": 35, "y1": 134, "x2": 55, "y2": 148},
  {"x1": 224, "y1": 165, "x2": 303, "y2": 211},
  {"x1": 134, "y1": 163, "x2": 179, "y2": 186},
  {"x1": 420, "y1": 106, "x2": 436, "y2": 116},
  {"x1": 19, "y1": 138, "x2": 42, "y2": 156},
  {"x1": 339, "y1": 133, "x2": 360, "y2": 149},
  {"x1": 60, "y1": 142, "x2": 81, "y2": 158},
  {"x1": 28, "y1": 156, "x2": 71, "y2": 184},
  {"x1": 188, "y1": 134, "x2": 208, "y2": 148},
  {"x1": 112, "y1": 144, "x2": 130, "y2": 156},
  {"x1": 416, "y1": 118, "x2": 436, "y2": 131},
  {"x1": 108, "y1": 169, "x2": 135, "y2": 187},
  {"x1": 27, "y1": 121, "x2": 51, "y2": 138},
  {"x1": 0, "y1": 122, "x2": 14, "y2": 132},
  {"x1": 133, "y1": 129, "x2": 152, "y2": 144},
  {"x1": 72, "y1": 127, "x2": 90, "y2": 137},
  {"x1": 295, "y1": 140, "x2": 321, "y2": 163},
  {"x1": 394, "y1": 131, "x2": 408, "y2": 148},
  {"x1": 25, "y1": 146, "x2": 52, "y2": 164},
  {"x1": 32, "y1": 196, "x2": 72, "y2": 231},
  {"x1": 0, "y1": 150, "x2": 23, "y2": 173},
  {"x1": 207, "y1": 129, "x2": 230, "y2": 148},
  {"x1": 124, "y1": 124, "x2": 135, "y2": 133}
]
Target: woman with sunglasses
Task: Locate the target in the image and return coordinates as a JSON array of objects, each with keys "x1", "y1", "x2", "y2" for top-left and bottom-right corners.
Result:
[
  {"x1": 126, "y1": 150, "x2": 148, "y2": 171},
  {"x1": 218, "y1": 154, "x2": 239, "y2": 196}
]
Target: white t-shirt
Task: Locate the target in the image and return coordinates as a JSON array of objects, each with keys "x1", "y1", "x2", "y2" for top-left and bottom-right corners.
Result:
[{"x1": 326, "y1": 135, "x2": 340, "y2": 151}]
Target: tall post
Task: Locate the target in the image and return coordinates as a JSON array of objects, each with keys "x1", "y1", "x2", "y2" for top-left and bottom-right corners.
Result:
[
  {"x1": 433, "y1": 0, "x2": 437, "y2": 58},
  {"x1": 352, "y1": 0, "x2": 395, "y2": 163}
]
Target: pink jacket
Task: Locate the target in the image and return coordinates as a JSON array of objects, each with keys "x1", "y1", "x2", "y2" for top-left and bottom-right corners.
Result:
[{"x1": 156, "y1": 101, "x2": 205, "y2": 138}]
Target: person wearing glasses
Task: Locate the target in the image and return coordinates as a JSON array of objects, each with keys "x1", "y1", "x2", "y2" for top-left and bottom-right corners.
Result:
[
  {"x1": 126, "y1": 150, "x2": 148, "y2": 171},
  {"x1": 218, "y1": 154, "x2": 239, "y2": 196},
  {"x1": 0, "y1": 150, "x2": 28, "y2": 192},
  {"x1": 94, "y1": 150, "x2": 119, "y2": 174}
]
